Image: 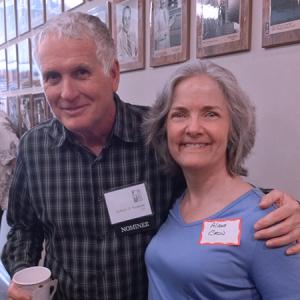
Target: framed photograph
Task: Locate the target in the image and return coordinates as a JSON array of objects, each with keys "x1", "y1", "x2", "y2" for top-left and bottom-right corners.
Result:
[
  {"x1": 6, "y1": 44, "x2": 19, "y2": 91},
  {"x1": 7, "y1": 96, "x2": 19, "y2": 132},
  {"x1": 18, "y1": 39, "x2": 32, "y2": 89},
  {"x1": 262, "y1": 0, "x2": 300, "y2": 47},
  {"x1": 30, "y1": 0, "x2": 45, "y2": 28},
  {"x1": 150, "y1": 0, "x2": 190, "y2": 67},
  {"x1": 32, "y1": 93, "x2": 48, "y2": 125},
  {"x1": 88, "y1": 2, "x2": 111, "y2": 31},
  {"x1": 64, "y1": 0, "x2": 84, "y2": 11},
  {"x1": 0, "y1": 49, "x2": 7, "y2": 92},
  {"x1": 5, "y1": 0, "x2": 17, "y2": 40},
  {"x1": 0, "y1": 0, "x2": 6, "y2": 45},
  {"x1": 0, "y1": 96, "x2": 7, "y2": 113},
  {"x1": 112, "y1": 0, "x2": 145, "y2": 72},
  {"x1": 196, "y1": 0, "x2": 251, "y2": 58},
  {"x1": 45, "y1": 0, "x2": 63, "y2": 20},
  {"x1": 17, "y1": 0, "x2": 30, "y2": 35},
  {"x1": 30, "y1": 38, "x2": 41, "y2": 87},
  {"x1": 19, "y1": 94, "x2": 33, "y2": 135}
]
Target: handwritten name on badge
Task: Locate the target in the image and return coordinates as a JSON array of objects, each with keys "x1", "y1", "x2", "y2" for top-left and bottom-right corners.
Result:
[{"x1": 199, "y1": 218, "x2": 242, "y2": 246}]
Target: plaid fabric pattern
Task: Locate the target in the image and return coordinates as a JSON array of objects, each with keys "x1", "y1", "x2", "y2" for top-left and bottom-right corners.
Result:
[{"x1": 2, "y1": 95, "x2": 183, "y2": 300}]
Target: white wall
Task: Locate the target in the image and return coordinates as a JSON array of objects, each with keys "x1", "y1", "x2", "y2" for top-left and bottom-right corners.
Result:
[
  {"x1": 118, "y1": 1, "x2": 300, "y2": 199},
  {"x1": 1, "y1": 1, "x2": 299, "y2": 199}
]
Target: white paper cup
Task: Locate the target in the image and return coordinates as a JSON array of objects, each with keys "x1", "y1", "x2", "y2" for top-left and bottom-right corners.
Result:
[{"x1": 12, "y1": 266, "x2": 57, "y2": 300}]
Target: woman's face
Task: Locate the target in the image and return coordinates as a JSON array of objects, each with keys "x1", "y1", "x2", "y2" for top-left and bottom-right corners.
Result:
[{"x1": 166, "y1": 75, "x2": 231, "y2": 174}]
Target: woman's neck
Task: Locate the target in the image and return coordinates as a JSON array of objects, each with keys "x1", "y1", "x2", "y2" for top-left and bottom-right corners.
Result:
[{"x1": 180, "y1": 167, "x2": 252, "y2": 223}]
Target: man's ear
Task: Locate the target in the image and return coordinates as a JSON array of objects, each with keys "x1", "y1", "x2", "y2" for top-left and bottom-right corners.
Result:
[{"x1": 110, "y1": 60, "x2": 120, "y2": 92}]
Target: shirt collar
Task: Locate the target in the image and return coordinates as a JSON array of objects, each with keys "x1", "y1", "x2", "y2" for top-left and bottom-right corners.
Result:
[{"x1": 49, "y1": 93, "x2": 143, "y2": 148}]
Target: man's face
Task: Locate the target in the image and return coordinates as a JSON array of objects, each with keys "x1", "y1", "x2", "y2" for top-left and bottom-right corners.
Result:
[
  {"x1": 38, "y1": 36, "x2": 119, "y2": 137},
  {"x1": 122, "y1": 7, "x2": 131, "y2": 32}
]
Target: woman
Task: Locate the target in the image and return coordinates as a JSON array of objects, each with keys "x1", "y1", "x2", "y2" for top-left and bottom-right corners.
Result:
[{"x1": 143, "y1": 61, "x2": 300, "y2": 299}]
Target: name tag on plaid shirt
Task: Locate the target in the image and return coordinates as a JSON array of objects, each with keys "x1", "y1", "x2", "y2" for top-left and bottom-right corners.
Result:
[{"x1": 104, "y1": 183, "x2": 154, "y2": 235}]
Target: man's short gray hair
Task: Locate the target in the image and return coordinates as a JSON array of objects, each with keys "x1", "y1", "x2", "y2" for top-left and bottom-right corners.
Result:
[
  {"x1": 32, "y1": 11, "x2": 116, "y2": 75},
  {"x1": 143, "y1": 60, "x2": 256, "y2": 177}
]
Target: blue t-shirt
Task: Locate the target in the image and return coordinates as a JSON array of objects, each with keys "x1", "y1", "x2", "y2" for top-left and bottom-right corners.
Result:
[{"x1": 145, "y1": 188, "x2": 300, "y2": 300}]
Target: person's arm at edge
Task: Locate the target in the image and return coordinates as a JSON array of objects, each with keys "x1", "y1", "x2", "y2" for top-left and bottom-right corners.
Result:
[{"x1": 254, "y1": 189, "x2": 300, "y2": 255}]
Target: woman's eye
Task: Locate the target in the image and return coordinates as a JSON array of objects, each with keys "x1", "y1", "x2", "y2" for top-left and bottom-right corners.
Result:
[
  {"x1": 205, "y1": 111, "x2": 218, "y2": 118},
  {"x1": 170, "y1": 111, "x2": 186, "y2": 119}
]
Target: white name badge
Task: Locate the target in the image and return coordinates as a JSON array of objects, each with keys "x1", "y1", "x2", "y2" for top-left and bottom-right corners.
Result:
[
  {"x1": 104, "y1": 183, "x2": 153, "y2": 225},
  {"x1": 199, "y1": 218, "x2": 242, "y2": 246}
]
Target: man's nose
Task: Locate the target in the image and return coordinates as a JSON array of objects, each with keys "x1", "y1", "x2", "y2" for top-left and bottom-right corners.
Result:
[{"x1": 60, "y1": 78, "x2": 79, "y2": 100}]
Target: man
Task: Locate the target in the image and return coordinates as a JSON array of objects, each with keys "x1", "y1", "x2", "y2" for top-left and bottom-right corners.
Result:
[
  {"x1": 117, "y1": 5, "x2": 137, "y2": 60},
  {"x1": 2, "y1": 12, "x2": 300, "y2": 300}
]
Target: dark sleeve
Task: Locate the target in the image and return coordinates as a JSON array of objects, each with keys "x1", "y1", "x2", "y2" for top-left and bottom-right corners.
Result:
[{"x1": 1, "y1": 145, "x2": 44, "y2": 276}]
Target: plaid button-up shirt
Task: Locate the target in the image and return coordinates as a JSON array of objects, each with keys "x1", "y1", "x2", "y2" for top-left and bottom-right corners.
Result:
[{"x1": 2, "y1": 95, "x2": 184, "y2": 299}]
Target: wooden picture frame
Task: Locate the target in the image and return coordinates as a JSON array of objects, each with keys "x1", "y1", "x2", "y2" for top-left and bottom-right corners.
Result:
[
  {"x1": 30, "y1": 0, "x2": 45, "y2": 28},
  {"x1": 196, "y1": 0, "x2": 251, "y2": 58},
  {"x1": 88, "y1": 1, "x2": 111, "y2": 31},
  {"x1": 0, "y1": 49, "x2": 7, "y2": 92},
  {"x1": 32, "y1": 93, "x2": 48, "y2": 125},
  {"x1": 19, "y1": 94, "x2": 33, "y2": 135},
  {"x1": 17, "y1": 0, "x2": 30, "y2": 35},
  {"x1": 0, "y1": 96, "x2": 8, "y2": 113},
  {"x1": 64, "y1": 0, "x2": 84, "y2": 11},
  {"x1": 262, "y1": 0, "x2": 300, "y2": 48},
  {"x1": 5, "y1": 0, "x2": 17, "y2": 40},
  {"x1": 30, "y1": 38, "x2": 42, "y2": 87},
  {"x1": 150, "y1": 0, "x2": 189, "y2": 67},
  {"x1": 112, "y1": 0, "x2": 145, "y2": 72},
  {"x1": 7, "y1": 96, "x2": 19, "y2": 132},
  {"x1": 6, "y1": 44, "x2": 19, "y2": 91},
  {"x1": 18, "y1": 38, "x2": 32, "y2": 89},
  {"x1": 0, "y1": 0, "x2": 6, "y2": 45},
  {"x1": 45, "y1": 0, "x2": 63, "y2": 20}
]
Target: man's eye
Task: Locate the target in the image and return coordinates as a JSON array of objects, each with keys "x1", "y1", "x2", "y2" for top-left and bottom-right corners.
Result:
[
  {"x1": 75, "y1": 68, "x2": 89, "y2": 78},
  {"x1": 44, "y1": 72, "x2": 60, "y2": 84}
]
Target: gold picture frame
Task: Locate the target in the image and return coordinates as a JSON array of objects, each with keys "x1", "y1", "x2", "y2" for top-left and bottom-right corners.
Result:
[
  {"x1": 196, "y1": 0, "x2": 251, "y2": 58},
  {"x1": 112, "y1": 0, "x2": 145, "y2": 72},
  {"x1": 262, "y1": 0, "x2": 300, "y2": 48},
  {"x1": 150, "y1": 0, "x2": 190, "y2": 67}
]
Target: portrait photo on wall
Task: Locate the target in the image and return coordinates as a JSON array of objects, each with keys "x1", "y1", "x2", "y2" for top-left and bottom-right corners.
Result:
[
  {"x1": 112, "y1": 0, "x2": 145, "y2": 72},
  {"x1": 262, "y1": 0, "x2": 300, "y2": 47},
  {"x1": 0, "y1": 96, "x2": 7, "y2": 113},
  {"x1": 32, "y1": 93, "x2": 48, "y2": 125},
  {"x1": 196, "y1": 0, "x2": 251, "y2": 58},
  {"x1": 150, "y1": 0, "x2": 190, "y2": 67},
  {"x1": 88, "y1": 2, "x2": 111, "y2": 30},
  {"x1": 7, "y1": 96, "x2": 19, "y2": 132},
  {"x1": 19, "y1": 94, "x2": 33, "y2": 135}
]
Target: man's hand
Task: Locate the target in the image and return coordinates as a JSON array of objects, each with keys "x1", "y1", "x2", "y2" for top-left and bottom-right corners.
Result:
[
  {"x1": 7, "y1": 282, "x2": 31, "y2": 300},
  {"x1": 254, "y1": 189, "x2": 300, "y2": 255}
]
